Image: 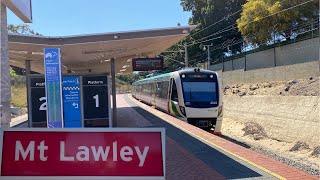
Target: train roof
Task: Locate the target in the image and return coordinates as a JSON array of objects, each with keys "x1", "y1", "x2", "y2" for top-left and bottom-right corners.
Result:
[
  {"x1": 133, "y1": 72, "x2": 172, "y2": 84},
  {"x1": 133, "y1": 68, "x2": 217, "y2": 84}
]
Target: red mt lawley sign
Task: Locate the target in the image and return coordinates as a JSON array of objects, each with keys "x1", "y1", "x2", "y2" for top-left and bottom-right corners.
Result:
[{"x1": 0, "y1": 128, "x2": 165, "y2": 179}]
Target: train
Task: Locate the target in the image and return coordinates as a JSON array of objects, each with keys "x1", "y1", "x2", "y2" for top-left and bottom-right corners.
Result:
[{"x1": 132, "y1": 68, "x2": 223, "y2": 134}]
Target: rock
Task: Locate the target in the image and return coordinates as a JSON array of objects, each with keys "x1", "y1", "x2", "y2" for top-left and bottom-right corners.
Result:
[
  {"x1": 238, "y1": 91, "x2": 246, "y2": 96},
  {"x1": 309, "y1": 77, "x2": 314, "y2": 80},
  {"x1": 253, "y1": 134, "x2": 264, "y2": 140},
  {"x1": 287, "y1": 79, "x2": 298, "y2": 85},
  {"x1": 248, "y1": 91, "x2": 257, "y2": 95},
  {"x1": 232, "y1": 88, "x2": 240, "y2": 94},
  {"x1": 11, "y1": 107, "x2": 23, "y2": 116},
  {"x1": 249, "y1": 84, "x2": 259, "y2": 91},
  {"x1": 292, "y1": 79, "x2": 298, "y2": 84},
  {"x1": 262, "y1": 82, "x2": 271, "y2": 88},
  {"x1": 224, "y1": 85, "x2": 230, "y2": 89},
  {"x1": 285, "y1": 85, "x2": 290, "y2": 91}
]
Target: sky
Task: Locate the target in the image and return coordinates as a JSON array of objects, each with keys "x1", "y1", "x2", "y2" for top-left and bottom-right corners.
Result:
[{"x1": 7, "y1": 0, "x2": 192, "y2": 36}]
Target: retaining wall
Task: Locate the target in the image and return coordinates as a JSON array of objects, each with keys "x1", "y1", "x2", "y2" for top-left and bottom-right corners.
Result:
[{"x1": 223, "y1": 95, "x2": 320, "y2": 147}]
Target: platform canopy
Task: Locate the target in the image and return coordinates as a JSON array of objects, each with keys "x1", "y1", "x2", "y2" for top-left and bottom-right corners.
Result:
[{"x1": 8, "y1": 26, "x2": 194, "y2": 75}]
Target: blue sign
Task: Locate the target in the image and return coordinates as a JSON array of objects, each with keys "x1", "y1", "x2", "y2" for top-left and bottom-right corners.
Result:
[
  {"x1": 62, "y1": 76, "x2": 81, "y2": 127},
  {"x1": 44, "y1": 48, "x2": 64, "y2": 128}
]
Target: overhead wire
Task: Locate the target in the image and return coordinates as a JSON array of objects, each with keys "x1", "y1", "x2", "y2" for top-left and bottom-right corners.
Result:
[
  {"x1": 189, "y1": 9, "x2": 243, "y2": 38},
  {"x1": 187, "y1": 20, "x2": 317, "y2": 66},
  {"x1": 186, "y1": 0, "x2": 317, "y2": 46}
]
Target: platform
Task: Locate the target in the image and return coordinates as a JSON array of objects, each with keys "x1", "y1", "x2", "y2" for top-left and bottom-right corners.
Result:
[{"x1": 117, "y1": 94, "x2": 317, "y2": 180}]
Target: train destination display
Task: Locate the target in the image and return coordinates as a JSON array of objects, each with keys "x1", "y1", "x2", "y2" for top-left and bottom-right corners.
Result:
[{"x1": 132, "y1": 58, "x2": 164, "y2": 71}]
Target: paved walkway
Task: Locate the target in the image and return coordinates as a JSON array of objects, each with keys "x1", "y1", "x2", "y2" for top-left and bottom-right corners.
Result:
[{"x1": 117, "y1": 94, "x2": 317, "y2": 180}]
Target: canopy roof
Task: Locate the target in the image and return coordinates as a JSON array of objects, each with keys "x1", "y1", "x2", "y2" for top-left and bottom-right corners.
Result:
[{"x1": 8, "y1": 26, "x2": 194, "y2": 75}]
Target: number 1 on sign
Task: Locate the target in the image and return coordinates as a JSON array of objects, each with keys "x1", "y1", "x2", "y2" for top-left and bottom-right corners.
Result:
[{"x1": 93, "y1": 94, "x2": 99, "y2": 107}]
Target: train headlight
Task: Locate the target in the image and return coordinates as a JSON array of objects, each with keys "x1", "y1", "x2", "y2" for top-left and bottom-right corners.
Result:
[
  {"x1": 181, "y1": 74, "x2": 186, "y2": 78},
  {"x1": 179, "y1": 106, "x2": 186, "y2": 116},
  {"x1": 210, "y1": 75, "x2": 214, "y2": 78}
]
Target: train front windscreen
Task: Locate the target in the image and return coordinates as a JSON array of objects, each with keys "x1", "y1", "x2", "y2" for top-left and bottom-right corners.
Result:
[{"x1": 181, "y1": 73, "x2": 219, "y2": 108}]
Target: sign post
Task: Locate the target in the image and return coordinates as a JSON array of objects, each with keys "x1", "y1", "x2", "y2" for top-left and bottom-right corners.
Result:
[
  {"x1": 44, "y1": 48, "x2": 64, "y2": 128},
  {"x1": 0, "y1": 128, "x2": 165, "y2": 179}
]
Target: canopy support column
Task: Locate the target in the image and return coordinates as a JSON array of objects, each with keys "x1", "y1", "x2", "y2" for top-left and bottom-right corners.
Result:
[
  {"x1": 111, "y1": 58, "x2": 117, "y2": 127},
  {"x1": 0, "y1": 3, "x2": 11, "y2": 128},
  {"x1": 25, "y1": 60, "x2": 31, "y2": 127}
]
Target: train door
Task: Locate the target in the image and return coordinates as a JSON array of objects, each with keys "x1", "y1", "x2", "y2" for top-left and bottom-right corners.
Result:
[{"x1": 168, "y1": 78, "x2": 179, "y2": 116}]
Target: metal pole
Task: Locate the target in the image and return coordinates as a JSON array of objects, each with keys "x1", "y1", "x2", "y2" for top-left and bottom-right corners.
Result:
[
  {"x1": 273, "y1": 33, "x2": 276, "y2": 67},
  {"x1": 184, "y1": 43, "x2": 188, "y2": 68},
  {"x1": 25, "y1": 60, "x2": 32, "y2": 127},
  {"x1": 207, "y1": 47, "x2": 211, "y2": 70},
  {"x1": 311, "y1": 22, "x2": 314, "y2": 38},
  {"x1": 222, "y1": 55, "x2": 224, "y2": 72},
  {"x1": 204, "y1": 44, "x2": 213, "y2": 70},
  {"x1": 0, "y1": 3, "x2": 11, "y2": 128},
  {"x1": 111, "y1": 58, "x2": 117, "y2": 127}
]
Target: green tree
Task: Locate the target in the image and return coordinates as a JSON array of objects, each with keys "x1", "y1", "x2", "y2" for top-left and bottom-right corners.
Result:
[
  {"x1": 237, "y1": 0, "x2": 319, "y2": 44},
  {"x1": 163, "y1": 0, "x2": 246, "y2": 71},
  {"x1": 10, "y1": 67, "x2": 17, "y2": 77},
  {"x1": 7, "y1": 24, "x2": 42, "y2": 35},
  {"x1": 117, "y1": 73, "x2": 143, "y2": 84}
]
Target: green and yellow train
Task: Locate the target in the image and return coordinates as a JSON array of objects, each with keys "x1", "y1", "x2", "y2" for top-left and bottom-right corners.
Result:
[{"x1": 132, "y1": 68, "x2": 223, "y2": 134}]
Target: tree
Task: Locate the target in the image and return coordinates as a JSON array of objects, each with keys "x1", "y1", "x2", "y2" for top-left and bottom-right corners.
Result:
[
  {"x1": 7, "y1": 24, "x2": 42, "y2": 35},
  {"x1": 163, "y1": 0, "x2": 246, "y2": 70},
  {"x1": 237, "y1": 0, "x2": 319, "y2": 44},
  {"x1": 10, "y1": 67, "x2": 17, "y2": 77},
  {"x1": 117, "y1": 73, "x2": 143, "y2": 84}
]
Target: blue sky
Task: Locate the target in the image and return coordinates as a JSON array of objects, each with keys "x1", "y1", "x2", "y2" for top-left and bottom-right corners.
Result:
[{"x1": 7, "y1": 0, "x2": 192, "y2": 36}]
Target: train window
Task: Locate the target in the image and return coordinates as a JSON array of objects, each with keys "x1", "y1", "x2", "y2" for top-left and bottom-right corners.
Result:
[
  {"x1": 156, "y1": 82, "x2": 161, "y2": 97},
  {"x1": 171, "y1": 80, "x2": 178, "y2": 102},
  {"x1": 157, "y1": 81, "x2": 169, "y2": 99},
  {"x1": 162, "y1": 81, "x2": 169, "y2": 99}
]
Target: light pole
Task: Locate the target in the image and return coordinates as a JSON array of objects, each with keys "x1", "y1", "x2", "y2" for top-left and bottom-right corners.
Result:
[{"x1": 203, "y1": 43, "x2": 213, "y2": 70}]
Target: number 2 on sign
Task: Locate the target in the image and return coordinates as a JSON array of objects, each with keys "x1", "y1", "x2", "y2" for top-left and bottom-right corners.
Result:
[
  {"x1": 39, "y1": 97, "x2": 47, "y2": 111},
  {"x1": 93, "y1": 94, "x2": 99, "y2": 108}
]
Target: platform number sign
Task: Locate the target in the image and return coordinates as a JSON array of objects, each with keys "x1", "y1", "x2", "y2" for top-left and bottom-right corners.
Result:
[
  {"x1": 30, "y1": 77, "x2": 47, "y2": 125},
  {"x1": 82, "y1": 76, "x2": 108, "y2": 120}
]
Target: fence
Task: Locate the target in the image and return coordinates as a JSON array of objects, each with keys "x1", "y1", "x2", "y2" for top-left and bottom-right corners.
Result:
[{"x1": 210, "y1": 37, "x2": 319, "y2": 72}]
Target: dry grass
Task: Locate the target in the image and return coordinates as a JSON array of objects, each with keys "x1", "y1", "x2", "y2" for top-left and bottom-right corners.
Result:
[
  {"x1": 242, "y1": 122, "x2": 268, "y2": 140},
  {"x1": 289, "y1": 141, "x2": 310, "y2": 152},
  {"x1": 11, "y1": 85, "x2": 27, "y2": 108},
  {"x1": 310, "y1": 146, "x2": 320, "y2": 157}
]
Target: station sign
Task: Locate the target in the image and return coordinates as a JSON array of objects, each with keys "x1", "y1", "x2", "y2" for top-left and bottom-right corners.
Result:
[
  {"x1": 62, "y1": 76, "x2": 81, "y2": 127},
  {"x1": 132, "y1": 58, "x2": 164, "y2": 71},
  {"x1": 30, "y1": 77, "x2": 46, "y2": 126},
  {"x1": 0, "y1": 128, "x2": 165, "y2": 179},
  {"x1": 28, "y1": 75, "x2": 110, "y2": 128},
  {"x1": 44, "y1": 48, "x2": 64, "y2": 128},
  {"x1": 82, "y1": 76, "x2": 109, "y2": 120}
]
